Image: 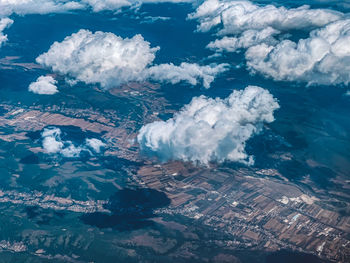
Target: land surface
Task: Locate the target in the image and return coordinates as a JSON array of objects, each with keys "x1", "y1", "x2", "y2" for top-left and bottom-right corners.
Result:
[{"x1": 0, "y1": 82, "x2": 348, "y2": 263}]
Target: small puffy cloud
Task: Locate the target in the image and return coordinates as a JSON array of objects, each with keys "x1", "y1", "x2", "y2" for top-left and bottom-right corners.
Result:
[
  {"x1": 42, "y1": 127, "x2": 64, "y2": 154},
  {"x1": 41, "y1": 127, "x2": 106, "y2": 157},
  {"x1": 85, "y1": 138, "x2": 106, "y2": 153},
  {"x1": 0, "y1": 0, "x2": 84, "y2": 16},
  {"x1": 207, "y1": 27, "x2": 279, "y2": 53},
  {"x1": 146, "y1": 62, "x2": 229, "y2": 89},
  {"x1": 246, "y1": 19, "x2": 350, "y2": 85},
  {"x1": 28, "y1": 75, "x2": 58, "y2": 95},
  {"x1": 137, "y1": 85, "x2": 279, "y2": 165},
  {"x1": 37, "y1": 29, "x2": 227, "y2": 89},
  {"x1": 0, "y1": 17, "x2": 13, "y2": 46},
  {"x1": 189, "y1": 0, "x2": 343, "y2": 34}
]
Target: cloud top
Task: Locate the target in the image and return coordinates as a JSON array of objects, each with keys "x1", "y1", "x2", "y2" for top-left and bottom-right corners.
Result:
[
  {"x1": 246, "y1": 19, "x2": 350, "y2": 85},
  {"x1": 137, "y1": 85, "x2": 279, "y2": 165},
  {"x1": 36, "y1": 30, "x2": 158, "y2": 88},
  {"x1": 189, "y1": 0, "x2": 343, "y2": 34}
]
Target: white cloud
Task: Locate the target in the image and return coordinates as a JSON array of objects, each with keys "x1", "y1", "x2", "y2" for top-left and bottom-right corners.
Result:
[
  {"x1": 85, "y1": 138, "x2": 106, "y2": 153},
  {"x1": 0, "y1": 0, "x2": 193, "y2": 16},
  {"x1": 60, "y1": 144, "x2": 83, "y2": 158},
  {"x1": 0, "y1": 17, "x2": 13, "y2": 46},
  {"x1": 41, "y1": 127, "x2": 106, "y2": 157},
  {"x1": 137, "y1": 85, "x2": 279, "y2": 165},
  {"x1": 207, "y1": 27, "x2": 279, "y2": 53},
  {"x1": 189, "y1": 0, "x2": 343, "y2": 34},
  {"x1": 81, "y1": 0, "x2": 132, "y2": 12},
  {"x1": 42, "y1": 127, "x2": 65, "y2": 154},
  {"x1": 141, "y1": 0, "x2": 192, "y2": 3},
  {"x1": 37, "y1": 29, "x2": 227, "y2": 89},
  {"x1": 37, "y1": 30, "x2": 158, "y2": 88},
  {"x1": 140, "y1": 16, "x2": 171, "y2": 24},
  {"x1": 0, "y1": 0, "x2": 84, "y2": 16},
  {"x1": 246, "y1": 19, "x2": 350, "y2": 85},
  {"x1": 146, "y1": 62, "x2": 229, "y2": 89},
  {"x1": 190, "y1": 0, "x2": 350, "y2": 86},
  {"x1": 28, "y1": 75, "x2": 58, "y2": 95}
]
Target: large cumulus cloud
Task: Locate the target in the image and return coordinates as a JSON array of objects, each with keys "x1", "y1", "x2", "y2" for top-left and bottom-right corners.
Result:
[
  {"x1": 36, "y1": 29, "x2": 228, "y2": 89},
  {"x1": 189, "y1": 0, "x2": 350, "y2": 86},
  {"x1": 137, "y1": 86, "x2": 279, "y2": 165},
  {"x1": 189, "y1": 0, "x2": 342, "y2": 34},
  {"x1": 36, "y1": 30, "x2": 158, "y2": 88},
  {"x1": 246, "y1": 19, "x2": 350, "y2": 85}
]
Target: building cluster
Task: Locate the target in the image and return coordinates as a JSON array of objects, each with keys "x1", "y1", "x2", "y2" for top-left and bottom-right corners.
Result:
[{"x1": 136, "y1": 162, "x2": 350, "y2": 262}]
